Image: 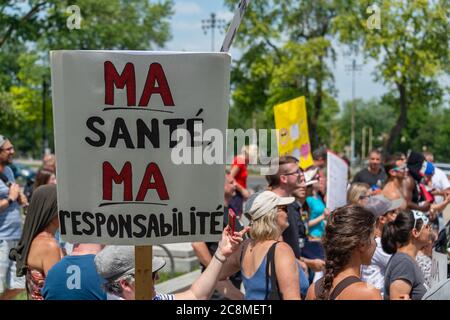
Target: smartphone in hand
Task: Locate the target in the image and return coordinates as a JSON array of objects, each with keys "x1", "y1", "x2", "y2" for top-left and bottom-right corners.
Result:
[{"x1": 228, "y1": 208, "x2": 236, "y2": 235}]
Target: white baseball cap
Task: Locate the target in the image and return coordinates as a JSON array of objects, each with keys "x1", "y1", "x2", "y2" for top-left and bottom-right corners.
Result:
[{"x1": 244, "y1": 191, "x2": 295, "y2": 221}]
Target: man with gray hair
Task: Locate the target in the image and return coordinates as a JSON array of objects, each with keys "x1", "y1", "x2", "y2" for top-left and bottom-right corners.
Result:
[
  {"x1": 0, "y1": 135, "x2": 27, "y2": 300},
  {"x1": 95, "y1": 226, "x2": 248, "y2": 300}
]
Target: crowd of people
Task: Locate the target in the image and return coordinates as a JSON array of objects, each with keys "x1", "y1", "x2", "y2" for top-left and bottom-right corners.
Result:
[{"x1": 1, "y1": 133, "x2": 450, "y2": 300}]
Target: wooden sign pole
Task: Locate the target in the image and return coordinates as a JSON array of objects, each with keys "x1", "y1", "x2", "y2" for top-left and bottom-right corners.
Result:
[{"x1": 135, "y1": 245, "x2": 153, "y2": 300}]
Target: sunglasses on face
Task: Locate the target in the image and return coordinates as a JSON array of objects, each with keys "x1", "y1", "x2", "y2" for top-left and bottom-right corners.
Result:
[
  {"x1": 393, "y1": 164, "x2": 408, "y2": 172},
  {"x1": 277, "y1": 205, "x2": 288, "y2": 212}
]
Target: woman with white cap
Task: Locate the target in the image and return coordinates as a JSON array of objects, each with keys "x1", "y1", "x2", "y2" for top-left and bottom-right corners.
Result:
[
  {"x1": 95, "y1": 225, "x2": 247, "y2": 300},
  {"x1": 220, "y1": 190, "x2": 309, "y2": 300}
]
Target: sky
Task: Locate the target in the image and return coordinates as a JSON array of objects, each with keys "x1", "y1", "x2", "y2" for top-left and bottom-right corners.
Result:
[{"x1": 163, "y1": 0, "x2": 390, "y2": 107}]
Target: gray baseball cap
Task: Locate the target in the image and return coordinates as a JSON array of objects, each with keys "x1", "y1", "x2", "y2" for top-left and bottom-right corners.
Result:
[
  {"x1": 364, "y1": 195, "x2": 403, "y2": 218},
  {"x1": 94, "y1": 245, "x2": 166, "y2": 281}
]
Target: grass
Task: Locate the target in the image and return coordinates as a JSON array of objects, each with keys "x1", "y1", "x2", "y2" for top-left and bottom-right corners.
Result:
[
  {"x1": 156, "y1": 271, "x2": 188, "y2": 283},
  {"x1": 12, "y1": 291, "x2": 27, "y2": 300}
]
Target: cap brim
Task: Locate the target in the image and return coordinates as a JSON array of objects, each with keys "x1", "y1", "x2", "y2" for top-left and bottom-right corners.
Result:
[
  {"x1": 277, "y1": 196, "x2": 295, "y2": 206},
  {"x1": 388, "y1": 198, "x2": 403, "y2": 212}
]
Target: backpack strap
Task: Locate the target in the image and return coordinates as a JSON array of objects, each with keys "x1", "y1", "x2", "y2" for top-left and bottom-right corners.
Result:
[
  {"x1": 265, "y1": 241, "x2": 282, "y2": 300},
  {"x1": 329, "y1": 276, "x2": 362, "y2": 300}
]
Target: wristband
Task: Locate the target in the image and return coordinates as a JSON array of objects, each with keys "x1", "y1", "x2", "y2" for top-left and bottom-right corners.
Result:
[{"x1": 214, "y1": 250, "x2": 227, "y2": 263}]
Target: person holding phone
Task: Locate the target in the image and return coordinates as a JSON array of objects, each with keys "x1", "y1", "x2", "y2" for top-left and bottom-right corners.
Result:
[
  {"x1": 191, "y1": 171, "x2": 244, "y2": 300},
  {"x1": 220, "y1": 191, "x2": 309, "y2": 300}
]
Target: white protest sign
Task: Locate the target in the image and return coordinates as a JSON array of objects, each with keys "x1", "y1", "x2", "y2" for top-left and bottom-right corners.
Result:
[
  {"x1": 430, "y1": 249, "x2": 448, "y2": 289},
  {"x1": 221, "y1": 0, "x2": 251, "y2": 52},
  {"x1": 326, "y1": 151, "x2": 349, "y2": 211},
  {"x1": 51, "y1": 51, "x2": 231, "y2": 245}
]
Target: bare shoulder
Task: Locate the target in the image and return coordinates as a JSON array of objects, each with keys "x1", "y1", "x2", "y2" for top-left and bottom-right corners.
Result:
[
  {"x1": 275, "y1": 242, "x2": 294, "y2": 255},
  {"x1": 351, "y1": 282, "x2": 382, "y2": 300},
  {"x1": 305, "y1": 283, "x2": 316, "y2": 300},
  {"x1": 32, "y1": 236, "x2": 61, "y2": 256}
]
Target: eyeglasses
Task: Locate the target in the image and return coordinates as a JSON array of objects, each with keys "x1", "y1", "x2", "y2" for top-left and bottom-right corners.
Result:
[
  {"x1": 359, "y1": 194, "x2": 371, "y2": 200},
  {"x1": 277, "y1": 205, "x2": 288, "y2": 212},
  {"x1": 282, "y1": 169, "x2": 303, "y2": 176},
  {"x1": 0, "y1": 146, "x2": 13, "y2": 152},
  {"x1": 413, "y1": 210, "x2": 429, "y2": 231}
]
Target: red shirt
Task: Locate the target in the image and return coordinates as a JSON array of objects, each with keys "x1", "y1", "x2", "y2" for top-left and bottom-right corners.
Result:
[{"x1": 232, "y1": 156, "x2": 248, "y2": 189}]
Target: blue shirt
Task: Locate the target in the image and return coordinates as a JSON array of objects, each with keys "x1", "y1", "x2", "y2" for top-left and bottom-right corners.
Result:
[
  {"x1": 306, "y1": 195, "x2": 326, "y2": 238},
  {"x1": 0, "y1": 166, "x2": 22, "y2": 240},
  {"x1": 42, "y1": 254, "x2": 106, "y2": 300}
]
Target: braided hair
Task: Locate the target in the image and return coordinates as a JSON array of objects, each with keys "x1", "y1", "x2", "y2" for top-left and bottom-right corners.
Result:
[{"x1": 318, "y1": 205, "x2": 376, "y2": 300}]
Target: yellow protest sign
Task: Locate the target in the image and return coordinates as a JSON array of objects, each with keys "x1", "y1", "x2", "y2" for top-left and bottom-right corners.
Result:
[{"x1": 273, "y1": 96, "x2": 314, "y2": 169}]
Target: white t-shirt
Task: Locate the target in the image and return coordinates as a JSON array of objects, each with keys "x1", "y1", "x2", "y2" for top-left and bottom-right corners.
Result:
[
  {"x1": 432, "y1": 167, "x2": 450, "y2": 205},
  {"x1": 361, "y1": 238, "x2": 391, "y2": 291}
]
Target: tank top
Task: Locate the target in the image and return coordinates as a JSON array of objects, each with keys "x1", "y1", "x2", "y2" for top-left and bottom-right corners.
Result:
[
  {"x1": 314, "y1": 276, "x2": 362, "y2": 300},
  {"x1": 241, "y1": 242, "x2": 308, "y2": 299}
]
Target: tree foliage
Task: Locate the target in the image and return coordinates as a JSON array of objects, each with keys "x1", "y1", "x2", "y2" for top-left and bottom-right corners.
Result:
[
  {"x1": 0, "y1": 0, "x2": 174, "y2": 157},
  {"x1": 333, "y1": 0, "x2": 449, "y2": 155}
]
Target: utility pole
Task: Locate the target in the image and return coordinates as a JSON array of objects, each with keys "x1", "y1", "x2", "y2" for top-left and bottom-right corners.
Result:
[
  {"x1": 345, "y1": 58, "x2": 362, "y2": 164},
  {"x1": 42, "y1": 77, "x2": 48, "y2": 157},
  {"x1": 202, "y1": 13, "x2": 226, "y2": 52}
]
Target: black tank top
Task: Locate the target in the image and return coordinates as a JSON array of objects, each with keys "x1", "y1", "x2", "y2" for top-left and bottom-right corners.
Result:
[{"x1": 314, "y1": 276, "x2": 362, "y2": 300}]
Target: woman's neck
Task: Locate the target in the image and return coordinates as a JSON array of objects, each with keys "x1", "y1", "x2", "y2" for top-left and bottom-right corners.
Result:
[
  {"x1": 398, "y1": 243, "x2": 419, "y2": 259},
  {"x1": 41, "y1": 222, "x2": 58, "y2": 236},
  {"x1": 334, "y1": 260, "x2": 361, "y2": 282}
]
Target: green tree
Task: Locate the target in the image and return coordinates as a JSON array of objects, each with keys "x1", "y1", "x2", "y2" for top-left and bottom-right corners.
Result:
[
  {"x1": 333, "y1": 98, "x2": 396, "y2": 157},
  {"x1": 224, "y1": 0, "x2": 340, "y2": 148},
  {"x1": 0, "y1": 0, "x2": 174, "y2": 157},
  {"x1": 333, "y1": 0, "x2": 449, "y2": 155}
]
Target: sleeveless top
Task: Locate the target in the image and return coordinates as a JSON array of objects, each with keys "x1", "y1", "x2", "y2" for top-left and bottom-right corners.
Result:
[
  {"x1": 314, "y1": 276, "x2": 362, "y2": 300},
  {"x1": 26, "y1": 268, "x2": 45, "y2": 300},
  {"x1": 241, "y1": 242, "x2": 308, "y2": 300}
]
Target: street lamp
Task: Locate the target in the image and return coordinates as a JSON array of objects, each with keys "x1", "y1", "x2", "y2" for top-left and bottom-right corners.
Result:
[
  {"x1": 345, "y1": 58, "x2": 362, "y2": 164},
  {"x1": 202, "y1": 13, "x2": 226, "y2": 52}
]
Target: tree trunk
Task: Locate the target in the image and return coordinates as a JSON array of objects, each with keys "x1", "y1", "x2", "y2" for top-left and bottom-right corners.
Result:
[{"x1": 384, "y1": 83, "x2": 408, "y2": 156}]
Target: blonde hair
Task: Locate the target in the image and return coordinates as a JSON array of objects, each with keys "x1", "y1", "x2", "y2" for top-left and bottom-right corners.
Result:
[
  {"x1": 249, "y1": 207, "x2": 281, "y2": 241},
  {"x1": 347, "y1": 183, "x2": 370, "y2": 205}
]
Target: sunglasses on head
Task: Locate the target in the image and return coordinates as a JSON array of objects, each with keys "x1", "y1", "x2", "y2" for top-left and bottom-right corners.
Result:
[{"x1": 413, "y1": 211, "x2": 429, "y2": 231}]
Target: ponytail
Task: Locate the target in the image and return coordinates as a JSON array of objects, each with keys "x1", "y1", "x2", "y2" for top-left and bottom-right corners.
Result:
[
  {"x1": 319, "y1": 205, "x2": 375, "y2": 300},
  {"x1": 381, "y1": 222, "x2": 398, "y2": 254},
  {"x1": 381, "y1": 211, "x2": 418, "y2": 254},
  {"x1": 319, "y1": 259, "x2": 336, "y2": 300}
]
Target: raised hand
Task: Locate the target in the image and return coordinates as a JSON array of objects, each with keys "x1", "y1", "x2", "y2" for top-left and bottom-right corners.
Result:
[{"x1": 217, "y1": 225, "x2": 250, "y2": 258}]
